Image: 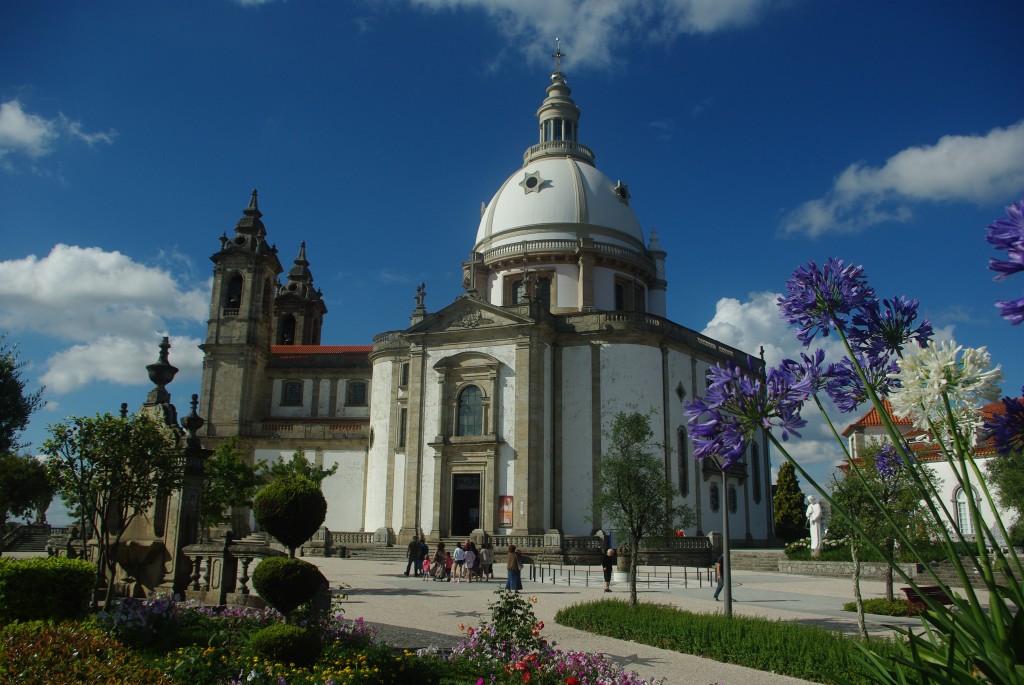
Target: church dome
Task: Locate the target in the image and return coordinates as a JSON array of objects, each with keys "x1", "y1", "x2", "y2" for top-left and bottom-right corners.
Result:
[
  {"x1": 473, "y1": 57, "x2": 645, "y2": 255},
  {"x1": 473, "y1": 156, "x2": 644, "y2": 253}
]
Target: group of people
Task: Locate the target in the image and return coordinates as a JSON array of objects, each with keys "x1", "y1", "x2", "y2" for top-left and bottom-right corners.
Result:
[{"x1": 404, "y1": 536, "x2": 525, "y2": 590}]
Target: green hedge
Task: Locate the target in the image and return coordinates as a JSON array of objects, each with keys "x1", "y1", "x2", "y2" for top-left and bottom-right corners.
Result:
[
  {"x1": 555, "y1": 599, "x2": 900, "y2": 685},
  {"x1": 0, "y1": 556, "x2": 96, "y2": 624}
]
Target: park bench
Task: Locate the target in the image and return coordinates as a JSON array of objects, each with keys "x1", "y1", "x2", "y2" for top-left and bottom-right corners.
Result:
[{"x1": 901, "y1": 585, "x2": 955, "y2": 609}]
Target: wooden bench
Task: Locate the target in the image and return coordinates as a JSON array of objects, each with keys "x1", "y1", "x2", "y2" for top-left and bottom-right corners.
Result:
[{"x1": 901, "y1": 585, "x2": 954, "y2": 609}]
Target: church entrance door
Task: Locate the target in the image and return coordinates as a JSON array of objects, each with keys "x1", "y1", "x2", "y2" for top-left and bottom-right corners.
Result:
[{"x1": 451, "y1": 473, "x2": 481, "y2": 536}]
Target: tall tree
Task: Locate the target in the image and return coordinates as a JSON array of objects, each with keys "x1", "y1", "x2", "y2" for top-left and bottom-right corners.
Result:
[
  {"x1": 593, "y1": 412, "x2": 695, "y2": 607},
  {"x1": 0, "y1": 334, "x2": 45, "y2": 457},
  {"x1": 773, "y1": 461, "x2": 806, "y2": 543},
  {"x1": 200, "y1": 436, "x2": 260, "y2": 536},
  {"x1": 257, "y1": 448, "x2": 338, "y2": 488},
  {"x1": 43, "y1": 412, "x2": 183, "y2": 606},
  {"x1": 829, "y1": 440, "x2": 937, "y2": 624}
]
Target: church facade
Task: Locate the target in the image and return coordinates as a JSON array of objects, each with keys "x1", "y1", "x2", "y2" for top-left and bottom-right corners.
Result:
[{"x1": 198, "y1": 66, "x2": 774, "y2": 547}]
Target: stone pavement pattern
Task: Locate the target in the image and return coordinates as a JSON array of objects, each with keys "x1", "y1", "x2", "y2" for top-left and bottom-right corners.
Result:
[{"x1": 306, "y1": 557, "x2": 932, "y2": 685}]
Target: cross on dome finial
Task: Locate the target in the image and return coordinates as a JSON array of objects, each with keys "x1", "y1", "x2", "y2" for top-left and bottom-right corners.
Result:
[{"x1": 553, "y1": 38, "x2": 564, "y2": 74}]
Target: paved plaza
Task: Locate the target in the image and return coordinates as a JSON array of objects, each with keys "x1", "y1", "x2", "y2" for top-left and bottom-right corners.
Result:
[{"x1": 307, "y1": 556, "x2": 940, "y2": 685}]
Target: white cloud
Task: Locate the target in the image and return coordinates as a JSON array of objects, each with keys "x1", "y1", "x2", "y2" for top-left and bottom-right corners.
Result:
[
  {"x1": 782, "y1": 119, "x2": 1024, "y2": 238},
  {"x1": 40, "y1": 334, "x2": 203, "y2": 395},
  {"x1": 0, "y1": 244, "x2": 209, "y2": 394},
  {"x1": 409, "y1": 0, "x2": 776, "y2": 70},
  {"x1": 0, "y1": 100, "x2": 116, "y2": 172},
  {"x1": 0, "y1": 100, "x2": 57, "y2": 158}
]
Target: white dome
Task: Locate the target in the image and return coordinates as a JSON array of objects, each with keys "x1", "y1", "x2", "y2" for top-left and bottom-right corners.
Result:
[{"x1": 474, "y1": 156, "x2": 644, "y2": 254}]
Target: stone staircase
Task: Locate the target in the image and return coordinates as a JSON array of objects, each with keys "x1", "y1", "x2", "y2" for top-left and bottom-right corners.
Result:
[
  {"x1": 6, "y1": 526, "x2": 52, "y2": 553},
  {"x1": 728, "y1": 549, "x2": 785, "y2": 571}
]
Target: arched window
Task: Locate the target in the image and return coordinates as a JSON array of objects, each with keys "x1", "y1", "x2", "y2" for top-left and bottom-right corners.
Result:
[
  {"x1": 278, "y1": 315, "x2": 296, "y2": 345},
  {"x1": 709, "y1": 483, "x2": 720, "y2": 512},
  {"x1": 955, "y1": 488, "x2": 975, "y2": 536},
  {"x1": 457, "y1": 385, "x2": 483, "y2": 436},
  {"x1": 728, "y1": 485, "x2": 737, "y2": 513},
  {"x1": 677, "y1": 427, "x2": 689, "y2": 496},
  {"x1": 225, "y1": 274, "x2": 243, "y2": 311},
  {"x1": 751, "y1": 443, "x2": 762, "y2": 504}
]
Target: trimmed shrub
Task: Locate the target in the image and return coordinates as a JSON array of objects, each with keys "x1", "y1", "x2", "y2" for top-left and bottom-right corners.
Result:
[
  {"x1": 0, "y1": 621, "x2": 174, "y2": 684},
  {"x1": 247, "y1": 623, "x2": 322, "y2": 667},
  {"x1": 0, "y1": 556, "x2": 96, "y2": 624},
  {"x1": 253, "y1": 477, "x2": 327, "y2": 554},
  {"x1": 843, "y1": 597, "x2": 921, "y2": 617},
  {"x1": 252, "y1": 556, "x2": 327, "y2": 619}
]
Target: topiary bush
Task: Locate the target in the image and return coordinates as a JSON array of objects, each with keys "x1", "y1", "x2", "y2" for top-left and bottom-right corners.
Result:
[
  {"x1": 252, "y1": 556, "x2": 327, "y2": 620},
  {"x1": 247, "y1": 623, "x2": 322, "y2": 668},
  {"x1": 0, "y1": 556, "x2": 96, "y2": 624},
  {"x1": 252, "y1": 476, "x2": 327, "y2": 555}
]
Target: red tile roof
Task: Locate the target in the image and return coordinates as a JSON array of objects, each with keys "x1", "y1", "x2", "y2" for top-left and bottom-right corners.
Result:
[{"x1": 841, "y1": 398, "x2": 914, "y2": 436}]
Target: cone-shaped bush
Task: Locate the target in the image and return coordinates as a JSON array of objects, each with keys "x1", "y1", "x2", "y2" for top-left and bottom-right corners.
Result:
[
  {"x1": 252, "y1": 556, "x2": 327, "y2": 620},
  {"x1": 253, "y1": 476, "x2": 327, "y2": 555}
]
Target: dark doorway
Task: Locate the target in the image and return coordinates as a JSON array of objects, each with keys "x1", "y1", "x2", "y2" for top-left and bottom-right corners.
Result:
[{"x1": 451, "y1": 473, "x2": 481, "y2": 536}]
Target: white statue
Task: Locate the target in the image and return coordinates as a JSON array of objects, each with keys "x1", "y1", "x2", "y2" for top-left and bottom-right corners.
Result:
[{"x1": 806, "y1": 495, "x2": 823, "y2": 557}]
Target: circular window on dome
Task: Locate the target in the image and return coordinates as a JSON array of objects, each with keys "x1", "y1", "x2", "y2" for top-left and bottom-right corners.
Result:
[{"x1": 519, "y1": 171, "x2": 544, "y2": 195}]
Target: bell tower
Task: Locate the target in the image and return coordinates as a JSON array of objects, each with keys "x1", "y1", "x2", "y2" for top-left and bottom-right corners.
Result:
[
  {"x1": 273, "y1": 241, "x2": 327, "y2": 345},
  {"x1": 199, "y1": 190, "x2": 283, "y2": 438}
]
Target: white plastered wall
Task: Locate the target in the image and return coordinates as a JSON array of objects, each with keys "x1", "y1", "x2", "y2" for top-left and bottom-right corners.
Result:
[
  {"x1": 560, "y1": 345, "x2": 593, "y2": 535},
  {"x1": 322, "y1": 449, "x2": 366, "y2": 531},
  {"x1": 363, "y1": 361, "x2": 394, "y2": 532}
]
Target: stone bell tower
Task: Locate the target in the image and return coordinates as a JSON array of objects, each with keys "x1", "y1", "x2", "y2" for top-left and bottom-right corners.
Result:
[{"x1": 199, "y1": 190, "x2": 283, "y2": 439}]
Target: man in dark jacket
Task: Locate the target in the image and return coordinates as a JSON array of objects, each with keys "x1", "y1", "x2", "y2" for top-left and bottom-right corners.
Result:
[{"x1": 405, "y1": 536, "x2": 421, "y2": 576}]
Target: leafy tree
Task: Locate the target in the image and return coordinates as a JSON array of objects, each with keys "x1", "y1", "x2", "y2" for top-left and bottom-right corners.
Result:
[
  {"x1": 593, "y1": 412, "x2": 695, "y2": 607},
  {"x1": 0, "y1": 334, "x2": 45, "y2": 457},
  {"x1": 985, "y1": 446, "x2": 1024, "y2": 546},
  {"x1": 42, "y1": 412, "x2": 183, "y2": 606},
  {"x1": 257, "y1": 448, "x2": 338, "y2": 487},
  {"x1": 0, "y1": 453, "x2": 53, "y2": 553},
  {"x1": 773, "y1": 461, "x2": 806, "y2": 543},
  {"x1": 252, "y1": 477, "x2": 327, "y2": 557},
  {"x1": 200, "y1": 437, "x2": 260, "y2": 535},
  {"x1": 829, "y1": 441, "x2": 937, "y2": 640}
]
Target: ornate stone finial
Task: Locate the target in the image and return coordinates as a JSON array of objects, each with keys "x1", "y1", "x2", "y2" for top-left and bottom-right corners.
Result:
[
  {"x1": 248, "y1": 188, "x2": 259, "y2": 211},
  {"x1": 120, "y1": 402, "x2": 128, "y2": 419},
  {"x1": 414, "y1": 283, "x2": 426, "y2": 310},
  {"x1": 181, "y1": 394, "x2": 205, "y2": 449},
  {"x1": 146, "y1": 336, "x2": 179, "y2": 405}
]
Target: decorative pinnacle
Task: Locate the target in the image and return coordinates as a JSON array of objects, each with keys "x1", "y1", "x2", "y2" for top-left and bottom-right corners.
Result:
[{"x1": 553, "y1": 38, "x2": 564, "y2": 74}]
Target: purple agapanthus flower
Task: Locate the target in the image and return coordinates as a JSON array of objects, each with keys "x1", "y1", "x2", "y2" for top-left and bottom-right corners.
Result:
[
  {"x1": 824, "y1": 352, "x2": 900, "y2": 413},
  {"x1": 984, "y1": 387, "x2": 1024, "y2": 457},
  {"x1": 849, "y1": 296, "x2": 933, "y2": 356},
  {"x1": 986, "y1": 200, "x2": 1024, "y2": 325},
  {"x1": 873, "y1": 443, "x2": 911, "y2": 478},
  {"x1": 778, "y1": 349, "x2": 829, "y2": 394},
  {"x1": 778, "y1": 258, "x2": 876, "y2": 345},
  {"x1": 685, "y1": 357, "x2": 811, "y2": 468}
]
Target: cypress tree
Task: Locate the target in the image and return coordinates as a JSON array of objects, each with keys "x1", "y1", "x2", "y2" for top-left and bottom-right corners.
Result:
[{"x1": 773, "y1": 461, "x2": 806, "y2": 543}]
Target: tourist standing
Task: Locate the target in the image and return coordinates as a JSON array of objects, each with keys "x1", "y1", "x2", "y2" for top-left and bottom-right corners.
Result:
[
  {"x1": 452, "y1": 543, "x2": 466, "y2": 582},
  {"x1": 601, "y1": 548, "x2": 616, "y2": 593},
  {"x1": 505, "y1": 544, "x2": 523, "y2": 591},
  {"x1": 464, "y1": 545, "x2": 477, "y2": 583},
  {"x1": 481, "y1": 542, "x2": 494, "y2": 581}
]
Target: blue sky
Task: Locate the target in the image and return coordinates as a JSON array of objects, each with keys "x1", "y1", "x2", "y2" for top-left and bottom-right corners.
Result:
[{"x1": 2, "y1": 1, "x2": 1023, "y2": 519}]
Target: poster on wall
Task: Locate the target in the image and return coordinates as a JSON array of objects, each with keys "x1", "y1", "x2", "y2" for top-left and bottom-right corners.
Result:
[{"x1": 499, "y1": 496, "x2": 513, "y2": 527}]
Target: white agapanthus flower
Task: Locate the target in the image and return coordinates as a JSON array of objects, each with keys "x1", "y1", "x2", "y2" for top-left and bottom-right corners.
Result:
[{"x1": 889, "y1": 340, "x2": 1003, "y2": 443}]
